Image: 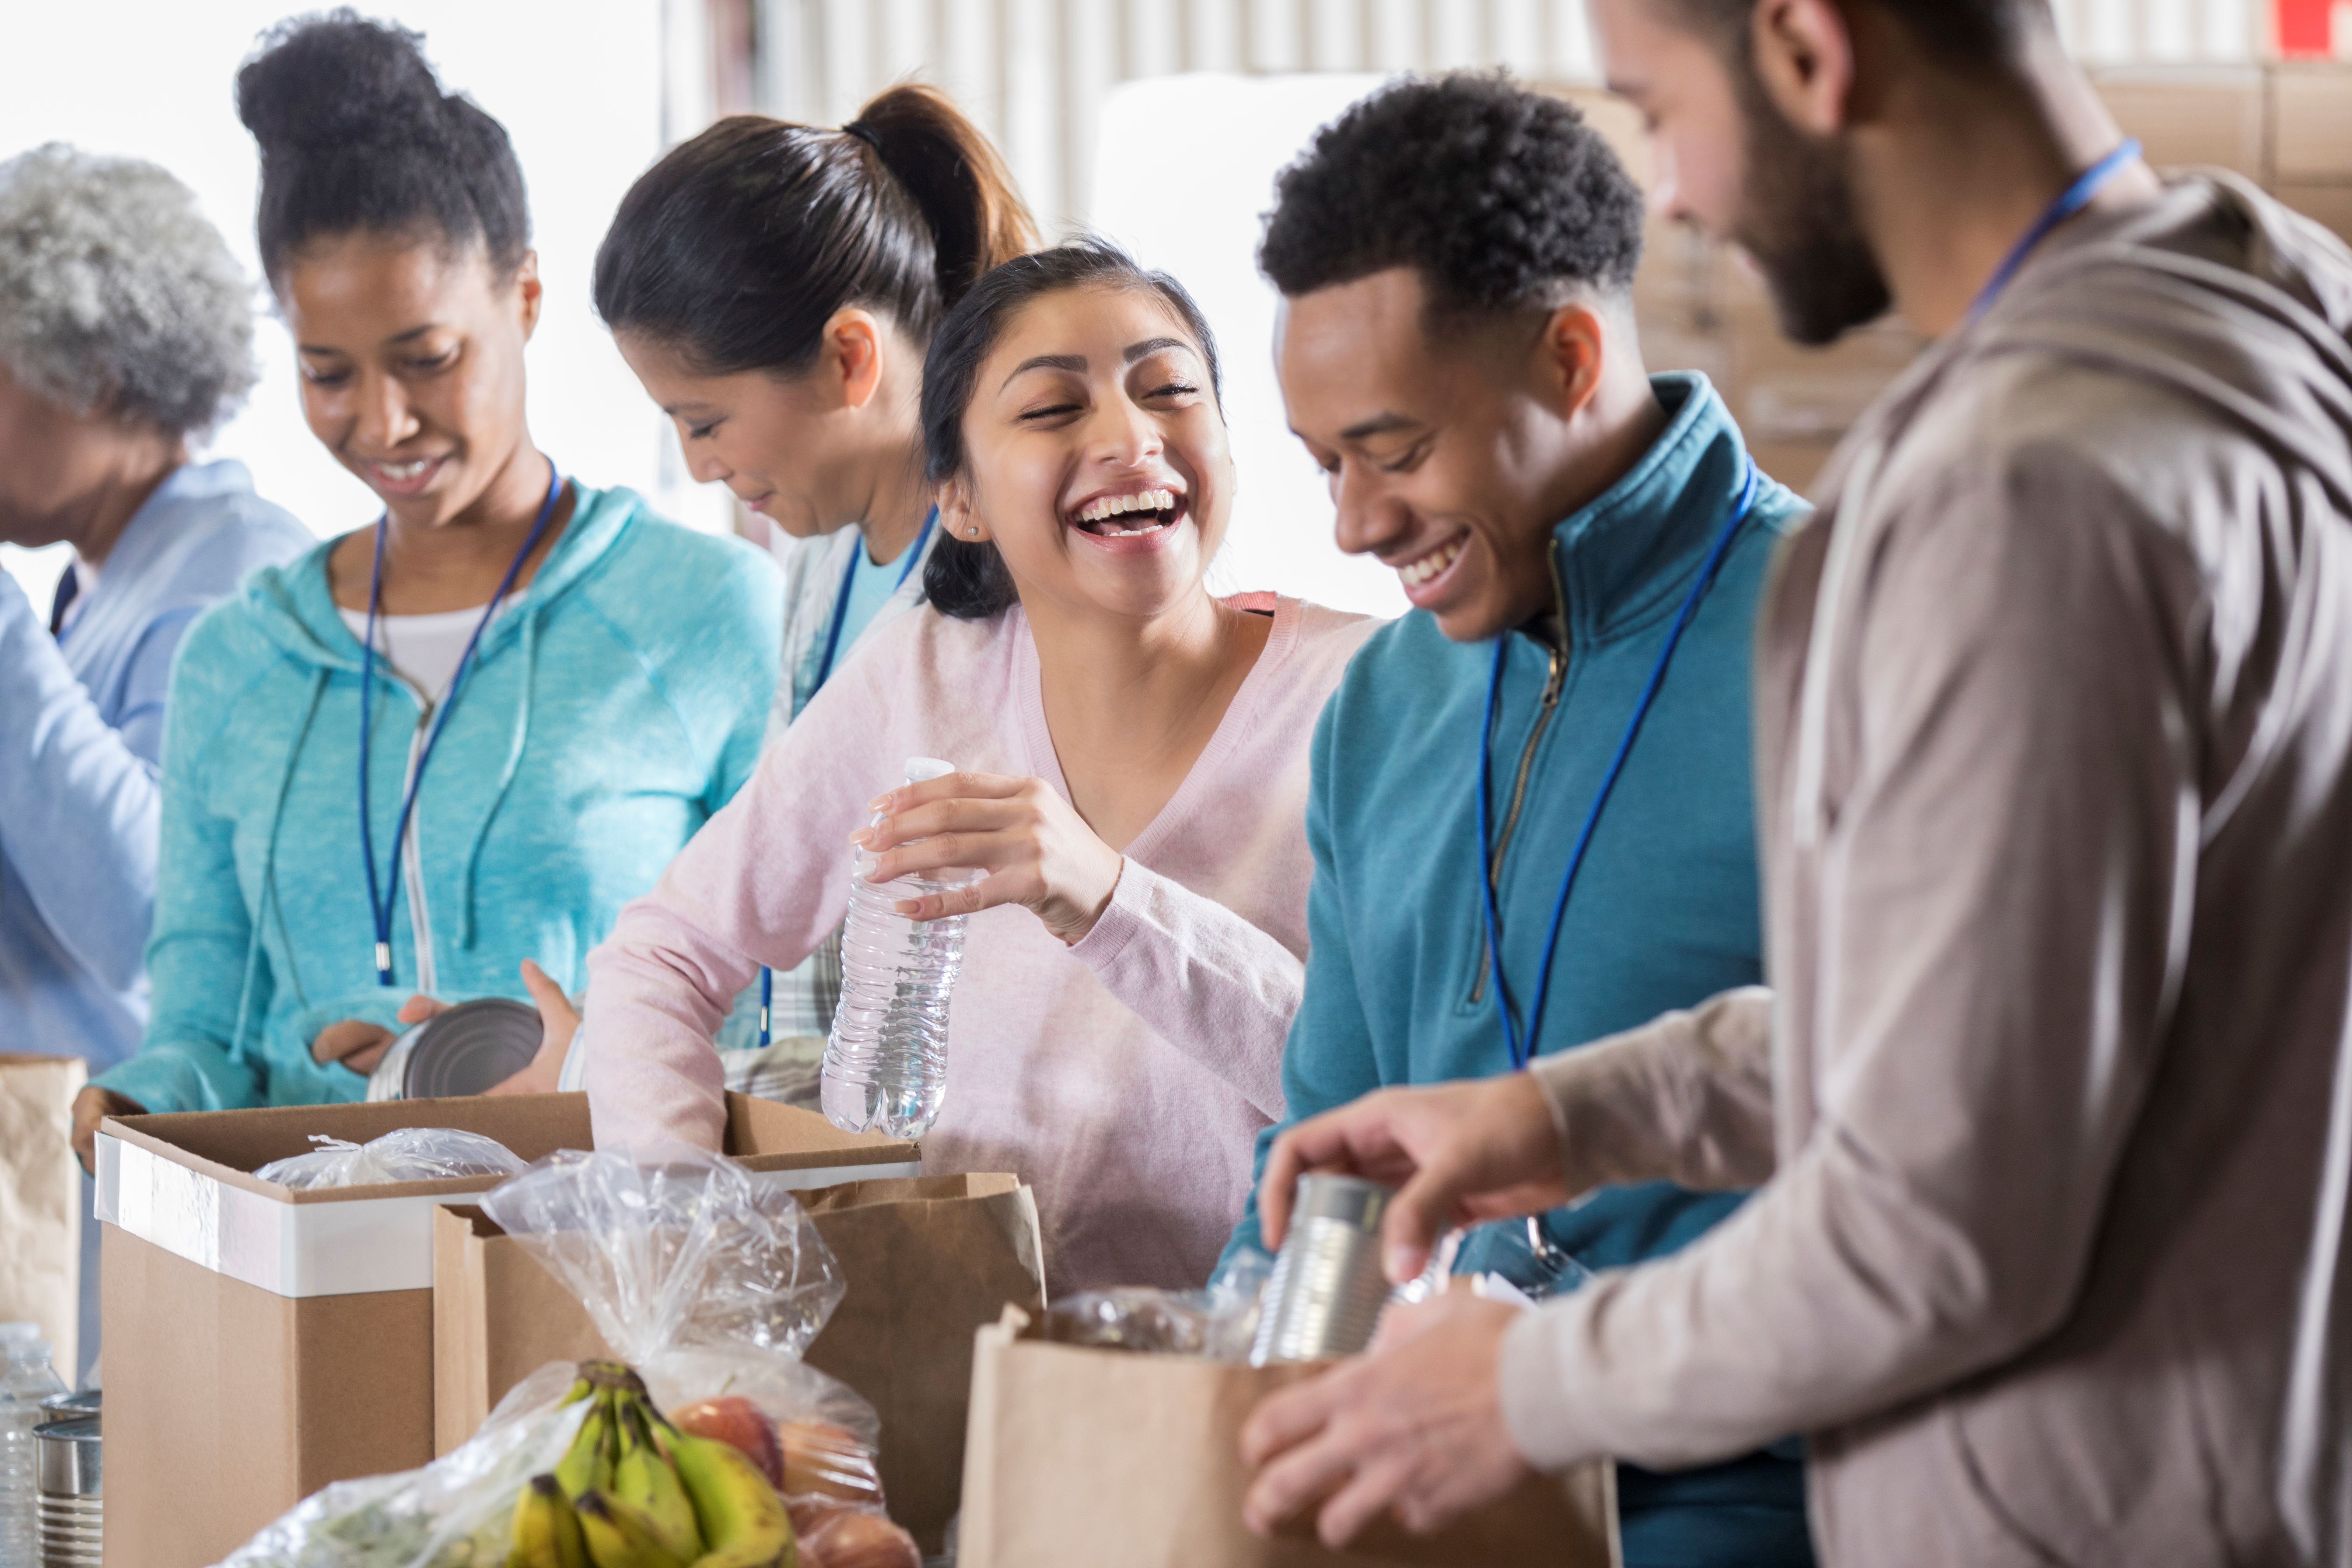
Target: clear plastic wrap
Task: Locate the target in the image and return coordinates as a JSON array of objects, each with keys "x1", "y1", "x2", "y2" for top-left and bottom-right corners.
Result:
[
  {"x1": 217, "y1": 1364, "x2": 586, "y2": 1568},
  {"x1": 1041, "y1": 1246, "x2": 1274, "y2": 1362},
  {"x1": 252, "y1": 1128, "x2": 527, "y2": 1190},
  {"x1": 477, "y1": 1148, "x2": 877, "y2": 1452},
  {"x1": 213, "y1": 1150, "x2": 891, "y2": 1568}
]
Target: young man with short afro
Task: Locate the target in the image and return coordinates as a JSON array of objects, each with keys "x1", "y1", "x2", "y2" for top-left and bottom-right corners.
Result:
[{"x1": 1225, "y1": 73, "x2": 1815, "y2": 1567}]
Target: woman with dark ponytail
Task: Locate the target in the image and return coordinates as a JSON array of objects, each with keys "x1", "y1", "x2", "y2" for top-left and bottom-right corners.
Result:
[
  {"x1": 73, "y1": 13, "x2": 780, "y2": 1144},
  {"x1": 592, "y1": 85, "x2": 1036, "y2": 1067}
]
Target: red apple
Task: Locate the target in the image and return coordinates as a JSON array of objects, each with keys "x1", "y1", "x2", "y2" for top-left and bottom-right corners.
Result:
[
  {"x1": 802, "y1": 1508, "x2": 921, "y2": 1568},
  {"x1": 778, "y1": 1418, "x2": 884, "y2": 1508},
  {"x1": 668, "y1": 1396, "x2": 784, "y2": 1490}
]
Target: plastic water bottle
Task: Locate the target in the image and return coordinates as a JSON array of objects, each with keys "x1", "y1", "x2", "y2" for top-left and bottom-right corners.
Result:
[
  {"x1": 821, "y1": 757, "x2": 975, "y2": 1139},
  {"x1": 0, "y1": 1323, "x2": 66, "y2": 1565}
]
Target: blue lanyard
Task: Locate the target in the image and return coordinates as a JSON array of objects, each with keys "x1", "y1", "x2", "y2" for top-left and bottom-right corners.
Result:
[
  {"x1": 1966, "y1": 139, "x2": 2142, "y2": 327},
  {"x1": 808, "y1": 507, "x2": 937, "y2": 692},
  {"x1": 1476, "y1": 459, "x2": 1760, "y2": 1071},
  {"x1": 761, "y1": 506, "x2": 937, "y2": 1043},
  {"x1": 359, "y1": 467, "x2": 566, "y2": 987}
]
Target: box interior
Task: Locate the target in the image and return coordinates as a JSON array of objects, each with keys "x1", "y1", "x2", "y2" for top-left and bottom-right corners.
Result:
[{"x1": 103, "y1": 1091, "x2": 916, "y2": 1205}]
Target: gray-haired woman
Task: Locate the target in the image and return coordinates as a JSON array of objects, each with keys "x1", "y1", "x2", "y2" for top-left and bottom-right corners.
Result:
[{"x1": 0, "y1": 143, "x2": 308, "y2": 1377}]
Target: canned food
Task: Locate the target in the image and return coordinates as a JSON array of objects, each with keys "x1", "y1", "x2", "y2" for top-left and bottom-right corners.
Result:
[
  {"x1": 35, "y1": 1415, "x2": 100, "y2": 1568},
  {"x1": 1249, "y1": 1174, "x2": 1394, "y2": 1366},
  {"x1": 364, "y1": 996, "x2": 541, "y2": 1100}
]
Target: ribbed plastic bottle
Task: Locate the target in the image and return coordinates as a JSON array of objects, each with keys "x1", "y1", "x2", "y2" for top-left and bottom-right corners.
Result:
[
  {"x1": 821, "y1": 757, "x2": 974, "y2": 1139},
  {"x1": 0, "y1": 1323, "x2": 65, "y2": 1566}
]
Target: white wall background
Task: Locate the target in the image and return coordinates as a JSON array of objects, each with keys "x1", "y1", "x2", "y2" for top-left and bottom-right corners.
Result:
[
  {"x1": 756, "y1": 0, "x2": 2263, "y2": 619},
  {"x1": 0, "y1": 0, "x2": 709, "y2": 615},
  {"x1": 0, "y1": 0, "x2": 2268, "y2": 619}
]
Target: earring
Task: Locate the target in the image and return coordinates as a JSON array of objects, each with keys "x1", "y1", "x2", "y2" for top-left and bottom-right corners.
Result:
[{"x1": 967, "y1": 525, "x2": 980, "y2": 538}]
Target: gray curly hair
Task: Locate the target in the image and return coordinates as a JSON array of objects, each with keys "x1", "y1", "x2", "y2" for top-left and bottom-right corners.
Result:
[{"x1": 0, "y1": 143, "x2": 258, "y2": 437}]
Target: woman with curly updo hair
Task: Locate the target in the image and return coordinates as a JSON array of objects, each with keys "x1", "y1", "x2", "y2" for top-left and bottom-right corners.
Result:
[
  {"x1": 71, "y1": 13, "x2": 781, "y2": 1165},
  {"x1": 0, "y1": 141, "x2": 311, "y2": 1375}
]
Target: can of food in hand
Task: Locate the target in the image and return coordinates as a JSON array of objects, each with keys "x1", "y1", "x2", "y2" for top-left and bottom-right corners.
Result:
[{"x1": 1249, "y1": 1173, "x2": 1393, "y2": 1365}]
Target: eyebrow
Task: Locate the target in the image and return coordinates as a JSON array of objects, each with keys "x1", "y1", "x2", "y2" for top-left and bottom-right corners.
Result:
[
  {"x1": 1001, "y1": 352, "x2": 1086, "y2": 388},
  {"x1": 999, "y1": 336, "x2": 1199, "y2": 391},
  {"x1": 1339, "y1": 412, "x2": 1424, "y2": 442},
  {"x1": 296, "y1": 323, "x2": 442, "y2": 355}
]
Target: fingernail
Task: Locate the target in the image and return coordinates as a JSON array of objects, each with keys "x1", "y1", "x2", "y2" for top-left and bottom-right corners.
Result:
[
  {"x1": 867, "y1": 794, "x2": 891, "y2": 812},
  {"x1": 1385, "y1": 1247, "x2": 1414, "y2": 1284},
  {"x1": 848, "y1": 828, "x2": 872, "y2": 847},
  {"x1": 892, "y1": 900, "x2": 922, "y2": 915}
]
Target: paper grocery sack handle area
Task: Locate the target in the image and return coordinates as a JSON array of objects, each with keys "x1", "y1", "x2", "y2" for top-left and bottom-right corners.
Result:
[
  {"x1": 94, "y1": 1093, "x2": 920, "y2": 1299},
  {"x1": 961, "y1": 1304, "x2": 1619, "y2": 1568}
]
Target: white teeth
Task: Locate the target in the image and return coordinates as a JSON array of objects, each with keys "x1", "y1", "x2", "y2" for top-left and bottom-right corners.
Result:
[
  {"x1": 1075, "y1": 487, "x2": 1177, "y2": 525},
  {"x1": 1398, "y1": 538, "x2": 1464, "y2": 587},
  {"x1": 378, "y1": 459, "x2": 430, "y2": 480}
]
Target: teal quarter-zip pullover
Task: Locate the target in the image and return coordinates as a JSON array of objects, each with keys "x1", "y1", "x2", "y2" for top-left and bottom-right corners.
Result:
[{"x1": 1230, "y1": 375, "x2": 1814, "y2": 1566}]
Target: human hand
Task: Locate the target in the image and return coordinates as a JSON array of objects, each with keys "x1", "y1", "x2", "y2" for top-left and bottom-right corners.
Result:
[
  {"x1": 311, "y1": 1015, "x2": 405, "y2": 1077},
  {"x1": 1260, "y1": 1073, "x2": 1568, "y2": 1285},
  {"x1": 854, "y1": 770, "x2": 1124, "y2": 944},
  {"x1": 70, "y1": 1086, "x2": 147, "y2": 1176},
  {"x1": 1241, "y1": 1288, "x2": 1531, "y2": 1546},
  {"x1": 485, "y1": 961, "x2": 581, "y2": 1095}
]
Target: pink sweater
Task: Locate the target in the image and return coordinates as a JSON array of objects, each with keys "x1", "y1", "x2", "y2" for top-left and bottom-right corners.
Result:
[{"x1": 582, "y1": 595, "x2": 1374, "y2": 1292}]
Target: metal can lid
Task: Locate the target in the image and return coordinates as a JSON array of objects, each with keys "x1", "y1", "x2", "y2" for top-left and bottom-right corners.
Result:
[
  {"x1": 1290, "y1": 1172, "x2": 1393, "y2": 1230},
  {"x1": 39, "y1": 1388, "x2": 98, "y2": 1421}
]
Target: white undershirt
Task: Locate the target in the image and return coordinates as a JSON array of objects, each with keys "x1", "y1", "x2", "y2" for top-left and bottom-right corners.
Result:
[{"x1": 338, "y1": 596, "x2": 519, "y2": 702}]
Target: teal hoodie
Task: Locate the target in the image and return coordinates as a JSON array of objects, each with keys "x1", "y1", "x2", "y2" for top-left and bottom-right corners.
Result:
[
  {"x1": 94, "y1": 483, "x2": 780, "y2": 1114},
  {"x1": 1229, "y1": 376, "x2": 1813, "y2": 1566}
]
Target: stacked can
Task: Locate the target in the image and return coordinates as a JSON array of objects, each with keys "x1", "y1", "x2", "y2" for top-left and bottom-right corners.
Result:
[
  {"x1": 34, "y1": 1397, "x2": 99, "y2": 1568},
  {"x1": 1249, "y1": 1174, "x2": 1395, "y2": 1365}
]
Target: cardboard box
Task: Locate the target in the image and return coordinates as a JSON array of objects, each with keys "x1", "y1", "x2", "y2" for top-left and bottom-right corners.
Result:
[
  {"x1": 2097, "y1": 66, "x2": 2268, "y2": 180},
  {"x1": 2273, "y1": 64, "x2": 2352, "y2": 182},
  {"x1": 957, "y1": 1306, "x2": 1617, "y2": 1568},
  {"x1": 433, "y1": 1170, "x2": 1044, "y2": 1553},
  {"x1": 96, "y1": 1092, "x2": 917, "y2": 1568},
  {"x1": 0, "y1": 1053, "x2": 86, "y2": 1379}
]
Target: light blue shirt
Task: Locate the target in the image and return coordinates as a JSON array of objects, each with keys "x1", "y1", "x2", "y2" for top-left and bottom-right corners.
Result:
[
  {"x1": 833, "y1": 539, "x2": 907, "y2": 660},
  {"x1": 0, "y1": 459, "x2": 309, "y2": 1069}
]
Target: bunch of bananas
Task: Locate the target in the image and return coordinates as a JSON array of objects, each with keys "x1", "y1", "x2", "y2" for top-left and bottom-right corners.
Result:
[{"x1": 509, "y1": 1362, "x2": 797, "y2": 1568}]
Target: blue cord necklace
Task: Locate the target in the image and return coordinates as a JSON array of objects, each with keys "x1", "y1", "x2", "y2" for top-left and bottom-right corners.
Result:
[
  {"x1": 1966, "y1": 139, "x2": 2142, "y2": 327},
  {"x1": 1476, "y1": 458, "x2": 1761, "y2": 1072},
  {"x1": 358, "y1": 465, "x2": 566, "y2": 987},
  {"x1": 760, "y1": 506, "x2": 937, "y2": 1044}
]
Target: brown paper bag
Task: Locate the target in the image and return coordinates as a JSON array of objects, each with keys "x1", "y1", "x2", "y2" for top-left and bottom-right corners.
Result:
[
  {"x1": 796, "y1": 1173, "x2": 1045, "y2": 1548},
  {"x1": 433, "y1": 1170, "x2": 1043, "y2": 1554},
  {"x1": 0, "y1": 1054, "x2": 85, "y2": 1377},
  {"x1": 960, "y1": 1305, "x2": 1618, "y2": 1568}
]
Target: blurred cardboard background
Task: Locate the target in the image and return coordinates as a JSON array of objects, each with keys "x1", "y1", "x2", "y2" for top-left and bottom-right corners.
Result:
[{"x1": 1559, "y1": 62, "x2": 2352, "y2": 497}]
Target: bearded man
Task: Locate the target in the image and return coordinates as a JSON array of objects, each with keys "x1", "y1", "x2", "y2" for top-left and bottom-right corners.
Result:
[{"x1": 1237, "y1": 3, "x2": 2352, "y2": 1564}]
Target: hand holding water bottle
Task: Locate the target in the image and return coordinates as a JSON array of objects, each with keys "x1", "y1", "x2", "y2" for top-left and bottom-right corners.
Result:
[{"x1": 851, "y1": 768, "x2": 1125, "y2": 945}]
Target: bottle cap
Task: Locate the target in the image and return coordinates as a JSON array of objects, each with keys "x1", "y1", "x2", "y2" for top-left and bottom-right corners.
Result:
[
  {"x1": 904, "y1": 757, "x2": 955, "y2": 784},
  {"x1": 0, "y1": 1322, "x2": 40, "y2": 1344}
]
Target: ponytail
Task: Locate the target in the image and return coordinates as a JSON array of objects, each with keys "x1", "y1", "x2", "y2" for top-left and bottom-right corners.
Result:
[
  {"x1": 849, "y1": 84, "x2": 1033, "y2": 310},
  {"x1": 592, "y1": 84, "x2": 1037, "y2": 378}
]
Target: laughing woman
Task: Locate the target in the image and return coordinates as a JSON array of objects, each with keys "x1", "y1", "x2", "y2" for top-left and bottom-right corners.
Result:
[
  {"x1": 71, "y1": 15, "x2": 777, "y2": 1151},
  {"x1": 581, "y1": 244, "x2": 1376, "y2": 1292}
]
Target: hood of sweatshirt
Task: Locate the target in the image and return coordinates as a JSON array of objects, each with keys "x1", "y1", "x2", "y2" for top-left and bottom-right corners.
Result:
[{"x1": 235, "y1": 476, "x2": 639, "y2": 674}]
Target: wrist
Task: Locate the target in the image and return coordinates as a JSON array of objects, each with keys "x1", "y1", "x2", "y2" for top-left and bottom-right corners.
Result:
[{"x1": 1055, "y1": 854, "x2": 1126, "y2": 945}]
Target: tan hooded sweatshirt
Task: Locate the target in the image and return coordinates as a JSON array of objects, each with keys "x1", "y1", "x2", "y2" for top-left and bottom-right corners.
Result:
[{"x1": 1496, "y1": 174, "x2": 2352, "y2": 1567}]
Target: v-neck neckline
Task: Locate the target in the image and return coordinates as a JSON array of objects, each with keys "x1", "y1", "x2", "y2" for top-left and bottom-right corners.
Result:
[{"x1": 1014, "y1": 594, "x2": 1297, "y2": 863}]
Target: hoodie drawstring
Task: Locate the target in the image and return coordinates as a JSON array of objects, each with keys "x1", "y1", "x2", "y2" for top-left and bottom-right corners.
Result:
[
  {"x1": 232, "y1": 668, "x2": 327, "y2": 1059},
  {"x1": 459, "y1": 609, "x2": 539, "y2": 949}
]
